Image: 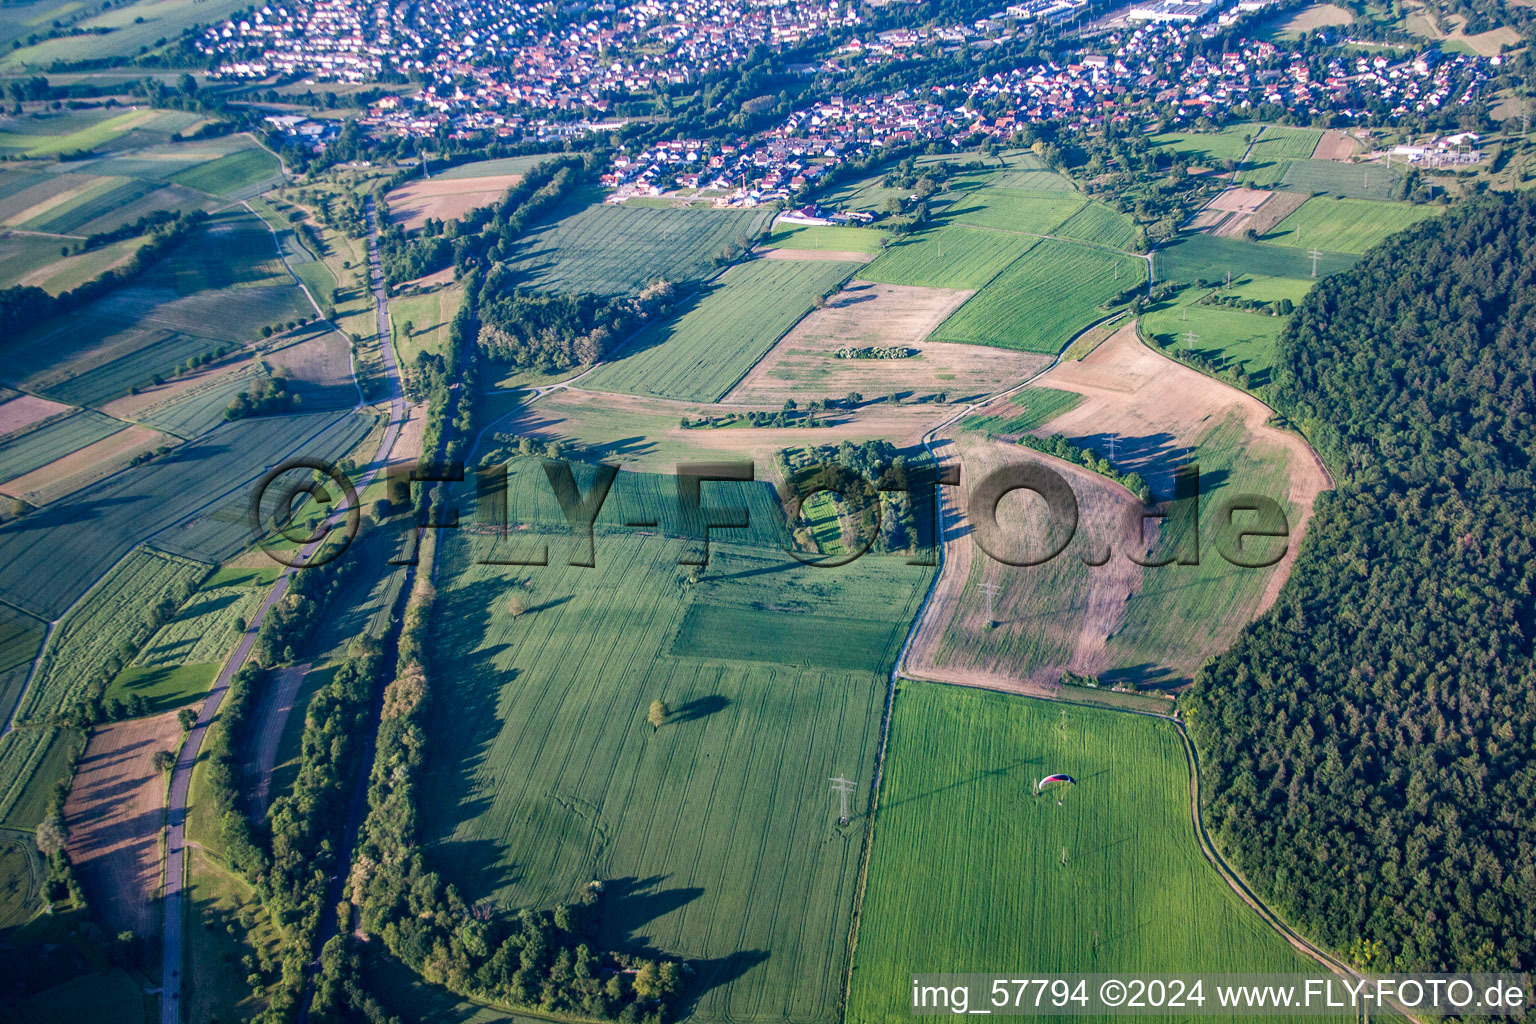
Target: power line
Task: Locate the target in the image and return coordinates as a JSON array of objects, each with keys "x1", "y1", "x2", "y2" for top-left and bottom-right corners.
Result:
[
  {"x1": 1183, "y1": 328, "x2": 1198, "y2": 351},
  {"x1": 978, "y1": 581, "x2": 1002, "y2": 624},
  {"x1": 1308, "y1": 248, "x2": 1324, "y2": 278}
]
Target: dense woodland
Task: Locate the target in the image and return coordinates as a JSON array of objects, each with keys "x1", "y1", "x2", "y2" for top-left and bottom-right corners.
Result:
[{"x1": 1186, "y1": 194, "x2": 1536, "y2": 973}]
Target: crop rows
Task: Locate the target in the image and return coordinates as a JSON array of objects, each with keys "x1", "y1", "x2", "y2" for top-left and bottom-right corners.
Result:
[
  {"x1": 932, "y1": 240, "x2": 1146, "y2": 353},
  {"x1": 170, "y1": 147, "x2": 283, "y2": 198},
  {"x1": 137, "y1": 364, "x2": 264, "y2": 439},
  {"x1": 861, "y1": 226, "x2": 1036, "y2": 290},
  {"x1": 0, "y1": 604, "x2": 45, "y2": 725},
  {"x1": 1280, "y1": 158, "x2": 1407, "y2": 200},
  {"x1": 581, "y1": 257, "x2": 858, "y2": 402},
  {"x1": 0, "y1": 726, "x2": 61, "y2": 825},
  {"x1": 847, "y1": 684, "x2": 1336, "y2": 1024},
  {"x1": 988, "y1": 150, "x2": 1079, "y2": 191},
  {"x1": 1054, "y1": 201, "x2": 1140, "y2": 250},
  {"x1": 16, "y1": 546, "x2": 210, "y2": 723},
  {"x1": 1237, "y1": 127, "x2": 1324, "y2": 186},
  {"x1": 504, "y1": 201, "x2": 772, "y2": 295},
  {"x1": 423, "y1": 510, "x2": 933, "y2": 1024},
  {"x1": 0, "y1": 408, "x2": 371, "y2": 619},
  {"x1": 0, "y1": 410, "x2": 125, "y2": 483},
  {"x1": 1263, "y1": 196, "x2": 1441, "y2": 254}
]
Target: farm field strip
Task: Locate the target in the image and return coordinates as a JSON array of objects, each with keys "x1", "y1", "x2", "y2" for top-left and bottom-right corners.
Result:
[
  {"x1": 581, "y1": 257, "x2": 859, "y2": 402},
  {"x1": 1238, "y1": 127, "x2": 1326, "y2": 186},
  {"x1": 1054, "y1": 201, "x2": 1140, "y2": 249},
  {"x1": 1280, "y1": 158, "x2": 1407, "y2": 200},
  {"x1": 504, "y1": 200, "x2": 772, "y2": 295},
  {"x1": 1152, "y1": 233, "x2": 1356, "y2": 285},
  {"x1": 860, "y1": 226, "x2": 1038, "y2": 290},
  {"x1": 0, "y1": 407, "x2": 372, "y2": 620},
  {"x1": 0, "y1": 409, "x2": 127, "y2": 483},
  {"x1": 932, "y1": 240, "x2": 1146, "y2": 353},
  {"x1": 1261, "y1": 196, "x2": 1441, "y2": 253}
]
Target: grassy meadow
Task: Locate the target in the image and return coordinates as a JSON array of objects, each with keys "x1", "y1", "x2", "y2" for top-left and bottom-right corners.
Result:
[{"x1": 1261, "y1": 196, "x2": 1442, "y2": 253}]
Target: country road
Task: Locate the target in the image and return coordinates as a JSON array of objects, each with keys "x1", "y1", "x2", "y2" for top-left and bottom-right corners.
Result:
[{"x1": 158, "y1": 196, "x2": 406, "y2": 1024}]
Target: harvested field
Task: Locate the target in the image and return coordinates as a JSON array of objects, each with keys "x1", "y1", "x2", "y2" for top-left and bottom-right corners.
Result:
[
  {"x1": 908, "y1": 322, "x2": 1330, "y2": 692},
  {"x1": 725, "y1": 280, "x2": 1049, "y2": 405},
  {"x1": 63, "y1": 709, "x2": 181, "y2": 938},
  {"x1": 0, "y1": 409, "x2": 126, "y2": 484},
  {"x1": 1277, "y1": 2, "x2": 1354, "y2": 33},
  {"x1": 264, "y1": 329, "x2": 358, "y2": 409},
  {"x1": 0, "y1": 424, "x2": 171, "y2": 505},
  {"x1": 0, "y1": 394, "x2": 71, "y2": 439},
  {"x1": 490, "y1": 387, "x2": 942, "y2": 472},
  {"x1": 386, "y1": 174, "x2": 522, "y2": 231},
  {"x1": 1313, "y1": 129, "x2": 1361, "y2": 160}
]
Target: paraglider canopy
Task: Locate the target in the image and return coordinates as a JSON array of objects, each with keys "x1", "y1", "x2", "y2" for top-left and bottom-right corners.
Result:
[{"x1": 1036, "y1": 774, "x2": 1076, "y2": 794}]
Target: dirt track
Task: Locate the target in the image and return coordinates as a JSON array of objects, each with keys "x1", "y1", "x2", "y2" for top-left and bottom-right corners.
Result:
[
  {"x1": 247, "y1": 662, "x2": 310, "y2": 819},
  {"x1": 63, "y1": 711, "x2": 182, "y2": 938}
]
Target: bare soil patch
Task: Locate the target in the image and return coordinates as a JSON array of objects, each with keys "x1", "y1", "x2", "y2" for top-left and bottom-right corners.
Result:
[
  {"x1": 0, "y1": 394, "x2": 72, "y2": 438},
  {"x1": 0, "y1": 424, "x2": 172, "y2": 505},
  {"x1": 1241, "y1": 190, "x2": 1309, "y2": 237},
  {"x1": 1312, "y1": 130, "x2": 1360, "y2": 161},
  {"x1": 1200, "y1": 187, "x2": 1307, "y2": 239},
  {"x1": 905, "y1": 433, "x2": 1146, "y2": 690},
  {"x1": 386, "y1": 175, "x2": 522, "y2": 232},
  {"x1": 1282, "y1": 2, "x2": 1354, "y2": 31},
  {"x1": 265, "y1": 330, "x2": 356, "y2": 407},
  {"x1": 387, "y1": 401, "x2": 429, "y2": 470},
  {"x1": 1207, "y1": 187, "x2": 1272, "y2": 215},
  {"x1": 756, "y1": 248, "x2": 873, "y2": 263},
  {"x1": 63, "y1": 710, "x2": 182, "y2": 938},
  {"x1": 726, "y1": 280, "x2": 1048, "y2": 406}
]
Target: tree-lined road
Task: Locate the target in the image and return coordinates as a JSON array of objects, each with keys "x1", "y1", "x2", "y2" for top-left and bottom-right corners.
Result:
[{"x1": 159, "y1": 197, "x2": 405, "y2": 1024}]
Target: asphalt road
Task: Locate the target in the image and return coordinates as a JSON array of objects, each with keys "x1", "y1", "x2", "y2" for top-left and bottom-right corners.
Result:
[{"x1": 159, "y1": 197, "x2": 404, "y2": 1024}]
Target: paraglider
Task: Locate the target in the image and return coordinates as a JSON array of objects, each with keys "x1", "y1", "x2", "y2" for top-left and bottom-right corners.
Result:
[{"x1": 1036, "y1": 774, "x2": 1076, "y2": 803}]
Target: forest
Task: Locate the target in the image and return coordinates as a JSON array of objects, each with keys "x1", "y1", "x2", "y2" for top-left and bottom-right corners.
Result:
[{"x1": 1185, "y1": 193, "x2": 1536, "y2": 973}]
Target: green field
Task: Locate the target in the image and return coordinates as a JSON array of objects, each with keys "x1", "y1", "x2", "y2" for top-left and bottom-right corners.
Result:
[
  {"x1": 962, "y1": 387, "x2": 1084, "y2": 436},
  {"x1": 1152, "y1": 233, "x2": 1357, "y2": 285},
  {"x1": 170, "y1": 146, "x2": 282, "y2": 198},
  {"x1": 1261, "y1": 196, "x2": 1441, "y2": 253},
  {"x1": 0, "y1": 834, "x2": 41, "y2": 928},
  {"x1": 504, "y1": 199, "x2": 772, "y2": 294},
  {"x1": 1141, "y1": 302, "x2": 1289, "y2": 389},
  {"x1": 944, "y1": 188, "x2": 1086, "y2": 234},
  {"x1": 1238, "y1": 126, "x2": 1325, "y2": 185},
  {"x1": 0, "y1": 108, "x2": 156, "y2": 157},
  {"x1": 0, "y1": 725, "x2": 81, "y2": 829},
  {"x1": 0, "y1": 0, "x2": 252, "y2": 69},
  {"x1": 0, "y1": 233, "x2": 147, "y2": 295},
  {"x1": 16, "y1": 545, "x2": 210, "y2": 723},
  {"x1": 1054, "y1": 201, "x2": 1141, "y2": 249},
  {"x1": 580, "y1": 257, "x2": 858, "y2": 402},
  {"x1": 420, "y1": 461, "x2": 932, "y2": 1024},
  {"x1": 1150, "y1": 126, "x2": 1255, "y2": 166},
  {"x1": 761, "y1": 223, "x2": 890, "y2": 253},
  {"x1": 860, "y1": 225, "x2": 1036, "y2": 289},
  {"x1": 989, "y1": 149, "x2": 1079, "y2": 191},
  {"x1": 0, "y1": 605, "x2": 46, "y2": 726},
  {"x1": 847, "y1": 684, "x2": 1338, "y2": 1024},
  {"x1": 1280, "y1": 158, "x2": 1407, "y2": 200},
  {"x1": 437, "y1": 154, "x2": 549, "y2": 179},
  {"x1": 0, "y1": 410, "x2": 125, "y2": 484},
  {"x1": 932, "y1": 240, "x2": 1146, "y2": 353}
]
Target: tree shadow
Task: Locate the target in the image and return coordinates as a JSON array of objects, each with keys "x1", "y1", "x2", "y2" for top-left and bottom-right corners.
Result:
[{"x1": 668, "y1": 695, "x2": 729, "y2": 724}]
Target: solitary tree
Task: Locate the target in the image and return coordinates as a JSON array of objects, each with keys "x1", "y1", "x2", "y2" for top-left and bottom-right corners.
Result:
[
  {"x1": 647, "y1": 699, "x2": 670, "y2": 731},
  {"x1": 508, "y1": 596, "x2": 527, "y2": 619},
  {"x1": 34, "y1": 815, "x2": 65, "y2": 857},
  {"x1": 152, "y1": 750, "x2": 176, "y2": 773},
  {"x1": 177, "y1": 707, "x2": 198, "y2": 732}
]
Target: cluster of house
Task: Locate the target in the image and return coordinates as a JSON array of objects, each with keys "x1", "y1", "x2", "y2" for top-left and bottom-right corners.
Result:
[
  {"x1": 593, "y1": 14, "x2": 1490, "y2": 206},
  {"x1": 204, "y1": 0, "x2": 864, "y2": 105}
]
